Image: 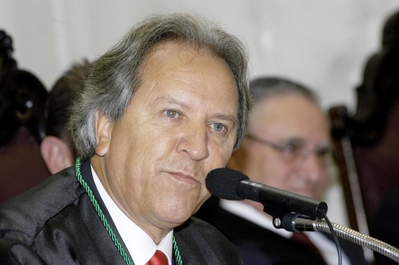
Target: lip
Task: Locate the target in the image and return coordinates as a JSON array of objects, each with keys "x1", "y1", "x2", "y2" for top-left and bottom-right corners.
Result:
[{"x1": 169, "y1": 171, "x2": 201, "y2": 185}]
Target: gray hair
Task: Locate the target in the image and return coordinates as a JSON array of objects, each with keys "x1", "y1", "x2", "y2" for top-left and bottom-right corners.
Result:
[
  {"x1": 68, "y1": 13, "x2": 250, "y2": 160},
  {"x1": 249, "y1": 76, "x2": 319, "y2": 106}
]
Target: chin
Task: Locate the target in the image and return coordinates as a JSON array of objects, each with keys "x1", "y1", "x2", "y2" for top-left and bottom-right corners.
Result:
[
  {"x1": 158, "y1": 211, "x2": 192, "y2": 227},
  {"x1": 159, "y1": 202, "x2": 196, "y2": 222}
]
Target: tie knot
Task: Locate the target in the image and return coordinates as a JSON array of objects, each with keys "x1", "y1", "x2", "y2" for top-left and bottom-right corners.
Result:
[{"x1": 147, "y1": 250, "x2": 168, "y2": 265}]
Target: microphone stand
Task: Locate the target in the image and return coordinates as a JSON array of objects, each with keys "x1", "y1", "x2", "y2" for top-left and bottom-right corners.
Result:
[{"x1": 278, "y1": 213, "x2": 399, "y2": 263}]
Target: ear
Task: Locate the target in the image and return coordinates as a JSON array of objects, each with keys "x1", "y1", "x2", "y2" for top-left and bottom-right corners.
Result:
[
  {"x1": 40, "y1": 136, "x2": 75, "y2": 174},
  {"x1": 94, "y1": 111, "x2": 114, "y2": 157}
]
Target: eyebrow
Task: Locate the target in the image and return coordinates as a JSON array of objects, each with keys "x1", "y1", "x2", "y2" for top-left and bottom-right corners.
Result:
[
  {"x1": 213, "y1": 114, "x2": 237, "y2": 126},
  {"x1": 282, "y1": 137, "x2": 330, "y2": 148},
  {"x1": 281, "y1": 137, "x2": 304, "y2": 144},
  {"x1": 151, "y1": 96, "x2": 190, "y2": 109}
]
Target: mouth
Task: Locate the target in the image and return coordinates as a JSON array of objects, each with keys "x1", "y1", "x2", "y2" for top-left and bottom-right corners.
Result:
[{"x1": 169, "y1": 172, "x2": 201, "y2": 185}]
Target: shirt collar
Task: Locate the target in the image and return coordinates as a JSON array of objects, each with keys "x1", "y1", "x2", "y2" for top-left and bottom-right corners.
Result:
[{"x1": 219, "y1": 199, "x2": 292, "y2": 238}]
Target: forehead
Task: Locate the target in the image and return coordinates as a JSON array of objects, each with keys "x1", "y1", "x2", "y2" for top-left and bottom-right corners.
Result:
[
  {"x1": 141, "y1": 40, "x2": 235, "y2": 87},
  {"x1": 133, "y1": 40, "x2": 238, "y2": 114},
  {"x1": 141, "y1": 40, "x2": 219, "y2": 73},
  {"x1": 249, "y1": 94, "x2": 329, "y2": 141}
]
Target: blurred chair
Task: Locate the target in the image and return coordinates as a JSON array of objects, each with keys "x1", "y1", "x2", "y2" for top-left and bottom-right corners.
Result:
[
  {"x1": 0, "y1": 30, "x2": 50, "y2": 203},
  {"x1": 329, "y1": 46, "x2": 399, "y2": 235},
  {"x1": 328, "y1": 11, "x2": 399, "y2": 264}
]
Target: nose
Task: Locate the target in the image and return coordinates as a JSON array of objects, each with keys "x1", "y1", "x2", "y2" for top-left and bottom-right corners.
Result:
[
  {"x1": 299, "y1": 151, "x2": 327, "y2": 183},
  {"x1": 177, "y1": 124, "x2": 210, "y2": 161}
]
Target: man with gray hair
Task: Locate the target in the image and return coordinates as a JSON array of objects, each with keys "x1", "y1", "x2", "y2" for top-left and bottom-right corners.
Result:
[{"x1": 0, "y1": 13, "x2": 250, "y2": 264}]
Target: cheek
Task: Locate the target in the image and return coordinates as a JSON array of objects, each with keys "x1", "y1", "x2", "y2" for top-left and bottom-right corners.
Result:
[
  {"x1": 106, "y1": 123, "x2": 151, "y2": 183},
  {"x1": 264, "y1": 164, "x2": 291, "y2": 188},
  {"x1": 259, "y1": 158, "x2": 292, "y2": 188},
  {"x1": 109, "y1": 123, "x2": 182, "y2": 185},
  {"x1": 319, "y1": 172, "x2": 329, "y2": 187},
  {"x1": 112, "y1": 119, "x2": 171, "y2": 157},
  {"x1": 242, "y1": 148, "x2": 275, "y2": 180}
]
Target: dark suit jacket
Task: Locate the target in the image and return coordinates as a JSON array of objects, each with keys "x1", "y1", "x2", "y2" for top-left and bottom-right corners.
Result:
[
  {"x1": 0, "y1": 161, "x2": 243, "y2": 265},
  {"x1": 195, "y1": 196, "x2": 371, "y2": 265}
]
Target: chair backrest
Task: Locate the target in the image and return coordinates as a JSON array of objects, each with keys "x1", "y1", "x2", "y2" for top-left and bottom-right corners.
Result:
[
  {"x1": 329, "y1": 103, "x2": 399, "y2": 230},
  {"x1": 329, "y1": 46, "x2": 399, "y2": 235}
]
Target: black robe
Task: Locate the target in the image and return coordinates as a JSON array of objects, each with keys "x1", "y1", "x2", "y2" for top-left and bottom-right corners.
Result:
[{"x1": 0, "y1": 161, "x2": 243, "y2": 265}]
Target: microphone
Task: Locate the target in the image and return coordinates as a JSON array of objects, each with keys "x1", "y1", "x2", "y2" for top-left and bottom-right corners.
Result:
[{"x1": 206, "y1": 168, "x2": 328, "y2": 219}]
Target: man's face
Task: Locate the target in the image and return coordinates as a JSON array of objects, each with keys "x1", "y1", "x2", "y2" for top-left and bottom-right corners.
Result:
[
  {"x1": 240, "y1": 94, "x2": 329, "y2": 202},
  {"x1": 93, "y1": 42, "x2": 238, "y2": 233}
]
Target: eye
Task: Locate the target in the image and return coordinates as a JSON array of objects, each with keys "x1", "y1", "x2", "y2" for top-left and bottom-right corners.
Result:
[
  {"x1": 211, "y1": 123, "x2": 226, "y2": 133},
  {"x1": 283, "y1": 143, "x2": 297, "y2": 154},
  {"x1": 282, "y1": 140, "x2": 303, "y2": 155},
  {"x1": 164, "y1": 110, "x2": 179, "y2": 119},
  {"x1": 316, "y1": 147, "x2": 333, "y2": 158}
]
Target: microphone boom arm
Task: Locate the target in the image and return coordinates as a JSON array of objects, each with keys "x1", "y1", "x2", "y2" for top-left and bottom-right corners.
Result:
[{"x1": 279, "y1": 213, "x2": 399, "y2": 263}]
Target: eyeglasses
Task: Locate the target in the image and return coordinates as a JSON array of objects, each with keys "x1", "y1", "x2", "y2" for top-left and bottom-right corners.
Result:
[{"x1": 246, "y1": 133, "x2": 333, "y2": 165}]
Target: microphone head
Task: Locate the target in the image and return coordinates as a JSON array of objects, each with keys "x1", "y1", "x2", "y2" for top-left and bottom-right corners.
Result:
[{"x1": 206, "y1": 168, "x2": 249, "y2": 200}]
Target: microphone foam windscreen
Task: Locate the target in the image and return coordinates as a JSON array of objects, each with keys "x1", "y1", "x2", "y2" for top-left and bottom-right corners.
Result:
[{"x1": 206, "y1": 168, "x2": 249, "y2": 200}]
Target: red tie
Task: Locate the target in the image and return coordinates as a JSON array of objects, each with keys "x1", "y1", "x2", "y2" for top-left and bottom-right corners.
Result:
[
  {"x1": 292, "y1": 232, "x2": 323, "y2": 258},
  {"x1": 147, "y1": 250, "x2": 168, "y2": 265}
]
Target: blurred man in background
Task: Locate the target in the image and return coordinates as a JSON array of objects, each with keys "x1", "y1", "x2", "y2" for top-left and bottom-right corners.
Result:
[
  {"x1": 40, "y1": 59, "x2": 91, "y2": 174},
  {"x1": 197, "y1": 76, "x2": 370, "y2": 265}
]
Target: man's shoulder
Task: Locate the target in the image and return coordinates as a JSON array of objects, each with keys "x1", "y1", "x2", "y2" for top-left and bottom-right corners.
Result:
[{"x1": 0, "y1": 166, "x2": 85, "y2": 240}]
